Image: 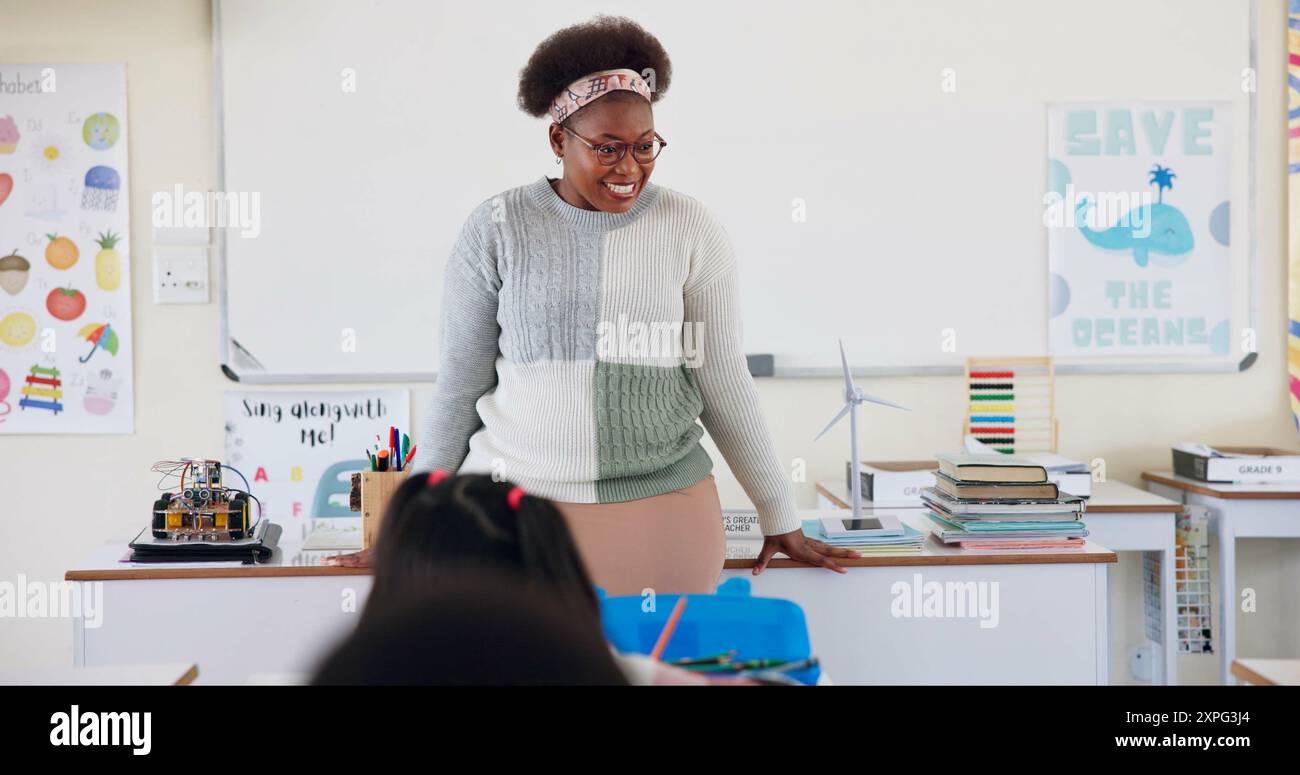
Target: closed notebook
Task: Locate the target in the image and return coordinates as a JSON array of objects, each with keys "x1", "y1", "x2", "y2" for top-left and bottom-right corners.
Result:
[
  {"x1": 922, "y1": 487, "x2": 1084, "y2": 517},
  {"x1": 934, "y1": 471, "x2": 1059, "y2": 501},
  {"x1": 927, "y1": 510, "x2": 1086, "y2": 534},
  {"x1": 932, "y1": 528, "x2": 1089, "y2": 543},
  {"x1": 801, "y1": 519, "x2": 925, "y2": 547},
  {"x1": 956, "y1": 539, "x2": 1087, "y2": 552},
  {"x1": 936, "y1": 453, "x2": 1048, "y2": 483},
  {"x1": 819, "y1": 544, "x2": 923, "y2": 554},
  {"x1": 925, "y1": 503, "x2": 1082, "y2": 524}
]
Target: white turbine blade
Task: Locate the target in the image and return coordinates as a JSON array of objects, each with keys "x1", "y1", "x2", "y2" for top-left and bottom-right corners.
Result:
[
  {"x1": 838, "y1": 339, "x2": 856, "y2": 397},
  {"x1": 856, "y1": 390, "x2": 909, "y2": 412},
  {"x1": 814, "y1": 402, "x2": 853, "y2": 441}
]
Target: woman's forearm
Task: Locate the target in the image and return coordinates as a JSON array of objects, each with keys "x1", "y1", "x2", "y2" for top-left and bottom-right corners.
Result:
[{"x1": 684, "y1": 252, "x2": 800, "y2": 537}]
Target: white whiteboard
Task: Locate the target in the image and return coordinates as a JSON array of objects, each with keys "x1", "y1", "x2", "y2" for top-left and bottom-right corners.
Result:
[{"x1": 217, "y1": 0, "x2": 1256, "y2": 381}]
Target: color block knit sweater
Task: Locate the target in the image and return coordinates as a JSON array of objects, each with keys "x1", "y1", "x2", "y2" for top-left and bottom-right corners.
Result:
[{"x1": 413, "y1": 176, "x2": 800, "y2": 536}]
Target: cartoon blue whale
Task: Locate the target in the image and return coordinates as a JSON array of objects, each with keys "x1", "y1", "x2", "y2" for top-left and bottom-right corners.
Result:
[{"x1": 1076, "y1": 199, "x2": 1194, "y2": 268}]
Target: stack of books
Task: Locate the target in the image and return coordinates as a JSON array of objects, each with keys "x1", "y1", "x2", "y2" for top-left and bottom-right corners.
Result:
[
  {"x1": 922, "y1": 454, "x2": 1088, "y2": 552},
  {"x1": 800, "y1": 519, "x2": 927, "y2": 554},
  {"x1": 963, "y1": 437, "x2": 1092, "y2": 497}
]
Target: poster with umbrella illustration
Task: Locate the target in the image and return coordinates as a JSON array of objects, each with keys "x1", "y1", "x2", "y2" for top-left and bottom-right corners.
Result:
[
  {"x1": 76, "y1": 322, "x2": 119, "y2": 363},
  {"x1": 0, "y1": 64, "x2": 133, "y2": 433}
]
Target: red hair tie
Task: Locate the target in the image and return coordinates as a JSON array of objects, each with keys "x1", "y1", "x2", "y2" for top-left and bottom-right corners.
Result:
[
  {"x1": 427, "y1": 469, "x2": 449, "y2": 486},
  {"x1": 506, "y1": 486, "x2": 526, "y2": 510}
]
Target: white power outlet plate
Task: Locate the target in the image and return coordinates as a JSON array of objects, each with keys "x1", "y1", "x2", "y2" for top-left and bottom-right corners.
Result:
[
  {"x1": 1129, "y1": 644, "x2": 1153, "y2": 682},
  {"x1": 153, "y1": 245, "x2": 209, "y2": 303}
]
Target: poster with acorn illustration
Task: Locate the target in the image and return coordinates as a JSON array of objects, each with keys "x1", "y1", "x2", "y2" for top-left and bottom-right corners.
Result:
[
  {"x1": 0, "y1": 64, "x2": 133, "y2": 433},
  {"x1": 1046, "y1": 102, "x2": 1233, "y2": 359}
]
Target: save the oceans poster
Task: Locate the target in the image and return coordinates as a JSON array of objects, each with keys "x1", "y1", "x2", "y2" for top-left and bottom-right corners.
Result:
[{"x1": 1047, "y1": 102, "x2": 1232, "y2": 359}]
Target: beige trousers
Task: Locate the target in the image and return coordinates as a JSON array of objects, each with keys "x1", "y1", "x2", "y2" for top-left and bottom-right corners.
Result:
[{"x1": 554, "y1": 475, "x2": 726, "y2": 596}]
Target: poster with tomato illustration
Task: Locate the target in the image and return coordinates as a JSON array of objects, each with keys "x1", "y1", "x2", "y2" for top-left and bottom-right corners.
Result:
[{"x1": 0, "y1": 64, "x2": 132, "y2": 433}]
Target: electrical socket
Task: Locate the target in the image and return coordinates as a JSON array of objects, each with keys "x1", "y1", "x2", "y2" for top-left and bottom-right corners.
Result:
[
  {"x1": 1128, "y1": 643, "x2": 1153, "y2": 682},
  {"x1": 153, "y1": 245, "x2": 209, "y2": 304}
]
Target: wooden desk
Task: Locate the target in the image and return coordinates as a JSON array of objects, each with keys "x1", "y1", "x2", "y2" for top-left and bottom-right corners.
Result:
[
  {"x1": 1230, "y1": 658, "x2": 1300, "y2": 686},
  {"x1": 815, "y1": 478, "x2": 1181, "y2": 685},
  {"x1": 1142, "y1": 471, "x2": 1300, "y2": 500},
  {"x1": 67, "y1": 514, "x2": 1114, "y2": 685},
  {"x1": 66, "y1": 542, "x2": 370, "y2": 685},
  {"x1": 1143, "y1": 470, "x2": 1300, "y2": 685}
]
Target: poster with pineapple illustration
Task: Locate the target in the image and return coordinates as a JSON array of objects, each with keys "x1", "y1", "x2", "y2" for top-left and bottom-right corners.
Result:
[{"x1": 0, "y1": 64, "x2": 133, "y2": 433}]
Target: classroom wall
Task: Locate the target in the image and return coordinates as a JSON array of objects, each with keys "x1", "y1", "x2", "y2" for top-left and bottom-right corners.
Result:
[{"x1": 1, "y1": 0, "x2": 1295, "y2": 683}]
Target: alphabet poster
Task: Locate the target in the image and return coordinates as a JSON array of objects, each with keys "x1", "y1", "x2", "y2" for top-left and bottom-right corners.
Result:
[
  {"x1": 0, "y1": 64, "x2": 133, "y2": 433},
  {"x1": 1046, "y1": 102, "x2": 1233, "y2": 358},
  {"x1": 223, "y1": 389, "x2": 410, "y2": 541}
]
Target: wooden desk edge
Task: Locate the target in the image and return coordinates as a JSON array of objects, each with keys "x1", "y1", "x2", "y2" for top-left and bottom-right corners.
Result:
[
  {"x1": 66, "y1": 550, "x2": 1117, "y2": 580},
  {"x1": 1229, "y1": 660, "x2": 1277, "y2": 686},
  {"x1": 176, "y1": 664, "x2": 199, "y2": 686},
  {"x1": 1141, "y1": 471, "x2": 1300, "y2": 500},
  {"x1": 66, "y1": 565, "x2": 371, "y2": 581}
]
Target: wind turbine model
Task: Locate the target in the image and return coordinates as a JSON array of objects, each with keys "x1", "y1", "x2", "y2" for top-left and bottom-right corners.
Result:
[{"x1": 814, "y1": 340, "x2": 910, "y2": 520}]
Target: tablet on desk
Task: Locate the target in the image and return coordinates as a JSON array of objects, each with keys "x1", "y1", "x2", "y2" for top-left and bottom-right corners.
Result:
[{"x1": 821, "y1": 514, "x2": 904, "y2": 538}]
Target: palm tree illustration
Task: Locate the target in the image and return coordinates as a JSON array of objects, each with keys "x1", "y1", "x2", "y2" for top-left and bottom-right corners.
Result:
[{"x1": 1149, "y1": 164, "x2": 1176, "y2": 204}]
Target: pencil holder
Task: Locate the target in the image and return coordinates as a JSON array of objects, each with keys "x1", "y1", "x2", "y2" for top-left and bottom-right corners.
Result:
[{"x1": 359, "y1": 470, "x2": 406, "y2": 549}]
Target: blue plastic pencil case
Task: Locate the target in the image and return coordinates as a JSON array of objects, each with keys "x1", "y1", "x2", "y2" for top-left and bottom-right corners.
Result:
[{"x1": 599, "y1": 577, "x2": 820, "y2": 685}]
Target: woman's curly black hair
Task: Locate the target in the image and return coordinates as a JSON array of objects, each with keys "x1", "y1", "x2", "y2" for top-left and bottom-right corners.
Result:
[{"x1": 517, "y1": 15, "x2": 672, "y2": 120}]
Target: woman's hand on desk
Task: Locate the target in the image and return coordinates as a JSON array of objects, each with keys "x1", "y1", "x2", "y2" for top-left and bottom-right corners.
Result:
[
  {"x1": 322, "y1": 547, "x2": 374, "y2": 568},
  {"x1": 753, "y1": 531, "x2": 857, "y2": 575}
]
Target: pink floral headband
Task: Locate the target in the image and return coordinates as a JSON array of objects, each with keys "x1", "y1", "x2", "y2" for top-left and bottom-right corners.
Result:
[{"x1": 549, "y1": 68, "x2": 652, "y2": 124}]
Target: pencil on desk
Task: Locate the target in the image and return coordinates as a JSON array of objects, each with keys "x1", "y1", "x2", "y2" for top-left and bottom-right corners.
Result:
[
  {"x1": 767, "y1": 657, "x2": 819, "y2": 674},
  {"x1": 687, "y1": 658, "x2": 792, "y2": 673},
  {"x1": 649, "y1": 596, "x2": 688, "y2": 661},
  {"x1": 672, "y1": 650, "x2": 736, "y2": 667}
]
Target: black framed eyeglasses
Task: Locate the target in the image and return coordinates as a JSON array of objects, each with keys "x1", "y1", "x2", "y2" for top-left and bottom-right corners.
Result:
[{"x1": 562, "y1": 126, "x2": 667, "y2": 166}]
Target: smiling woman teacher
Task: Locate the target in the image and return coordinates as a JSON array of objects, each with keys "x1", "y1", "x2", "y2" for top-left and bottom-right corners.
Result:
[{"x1": 331, "y1": 16, "x2": 854, "y2": 591}]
